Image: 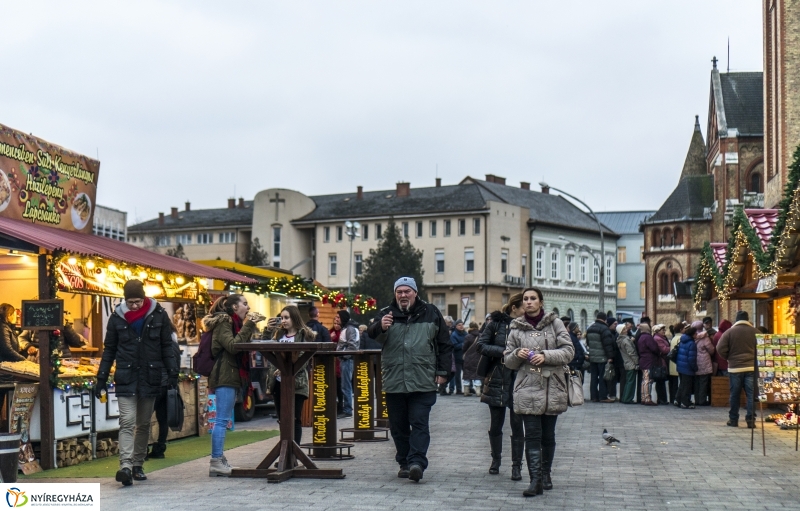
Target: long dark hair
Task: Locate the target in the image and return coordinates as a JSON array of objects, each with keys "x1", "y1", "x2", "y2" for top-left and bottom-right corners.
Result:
[
  {"x1": 272, "y1": 305, "x2": 315, "y2": 341},
  {"x1": 501, "y1": 292, "x2": 524, "y2": 315},
  {"x1": 0, "y1": 304, "x2": 14, "y2": 324}
]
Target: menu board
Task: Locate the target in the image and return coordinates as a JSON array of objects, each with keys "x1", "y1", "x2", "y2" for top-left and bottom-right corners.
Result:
[
  {"x1": 20, "y1": 299, "x2": 64, "y2": 331},
  {"x1": 0, "y1": 123, "x2": 100, "y2": 233},
  {"x1": 757, "y1": 334, "x2": 800, "y2": 403}
]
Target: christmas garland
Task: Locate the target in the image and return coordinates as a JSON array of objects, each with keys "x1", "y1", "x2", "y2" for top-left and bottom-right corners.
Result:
[
  {"x1": 693, "y1": 242, "x2": 725, "y2": 309},
  {"x1": 53, "y1": 371, "x2": 202, "y2": 392},
  {"x1": 320, "y1": 292, "x2": 377, "y2": 314},
  {"x1": 240, "y1": 276, "x2": 378, "y2": 312},
  {"x1": 721, "y1": 207, "x2": 773, "y2": 278},
  {"x1": 769, "y1": 144, "x2": 800, "y2": 266}
]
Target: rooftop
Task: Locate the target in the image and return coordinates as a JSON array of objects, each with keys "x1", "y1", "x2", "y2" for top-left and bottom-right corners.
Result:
[
  {"x1": 645, "y1": 174, "x2": 715, "y2": 224},
  {"x1": 744, "y1": 209, "x2": 779, "y2": 251},
  {"x1": 595, "y1": 211, "x2": 655, "y2": 235},
  {"x1": 711, "y1": 69, "x2": 764, "y2": 138},
  {"x1": 128, "y1": 200, "x2": 253, "y2": 232}
]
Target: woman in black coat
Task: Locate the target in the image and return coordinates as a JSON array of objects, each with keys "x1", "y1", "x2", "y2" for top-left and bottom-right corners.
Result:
[
  {"x1": 477, "y1": 292, "x2": 525, "y2": 481},
  {"x1": 0, "y1": 304, "x2": 26, "y2": 363}
]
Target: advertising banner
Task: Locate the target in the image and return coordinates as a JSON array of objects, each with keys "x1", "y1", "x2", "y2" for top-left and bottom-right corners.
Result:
[{"x1": 0, "y1": 123, "x2": 100, "y2": 233}]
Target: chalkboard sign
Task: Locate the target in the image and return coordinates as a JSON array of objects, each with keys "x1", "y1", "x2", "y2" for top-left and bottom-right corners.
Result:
[{"x1": 21, "y1": 300, "x2": 64, "y2": 331}]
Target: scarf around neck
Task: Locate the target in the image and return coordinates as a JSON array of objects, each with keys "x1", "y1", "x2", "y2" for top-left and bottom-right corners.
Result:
[{"x1": 524, "y1": 309, "x2": 545, "y2": 328}]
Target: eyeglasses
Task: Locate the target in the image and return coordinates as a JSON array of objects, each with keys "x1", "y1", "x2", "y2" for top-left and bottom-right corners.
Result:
[{"x1": 126, "y1": 299, "x2": 144, "y2": 307}]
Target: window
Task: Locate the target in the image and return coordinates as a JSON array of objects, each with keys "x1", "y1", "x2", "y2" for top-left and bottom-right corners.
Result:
[
  {"x1": 336, "y1": 226, "x2": 343, "y2": 242},
  {"x1": 617, "y1": 247, "x2": 626, "y2": 264},
  {"x1": 155, "y1": 235, "x2": 171, "y2": 246},
  {"x1": 416, "y1": 221, "x2": 423, "y2": 238},
  {"x1": 521, "y1": 255, "x2": 527, "y2": 280},
  {"x1": 593, "y1": 259, "x2": 600, "y2": 284},
  {"x1": 567, "y1": 309, "x2": 574, "y2": 321},
  {"x1": 354, "y1": 253, "x2": 363, "y2": 276},
  {"x1": 580, "y1": 309, "x2": 588, "y2": 331},
  {"x1": 606, "y1": 257, "x2": 613, "y2": 285},
  {"x1": 566, "y1": 254, "x2": 574, "y2": 281},
  {"x1": 218, "y1": 232, "x2": 236, "y2": 243},
  {"x1": 432, "y1": 293, "x2": 446, "y2": 313},
  {"x1": 323, "y1": 226, "x2": 330, "y2": 243},
  {"x1": 663, "y1": 228, "x2": 673, "y2": 247},
  {"x1": 176, "y1": 234, "x2": 192, "y2": 245},
  {"x1": 272, "y1": 227, "x2": 281, "y2": 266},
  {"x1": 501, "y1": 250, "x2": 508, "y2": 274},
  {"x1": 435, "y1": 250, "x2": 445, "y2": 273},
  {"x1": 363, "y1": 224, "x2": 369, "y2": 241},
  {"x1": 402, "y1": 222, "x2": 409, "y2": 238},
  {"x1": 197, "y1": 233, "x2": 212, "y2": 244},
  {"x1": 329, "y1": 255, "x2": 337, "y2": 276},
  {"x1": 550, "y1": 249, "x2": 559, "y2": 279},
  {"x1": 618, "y1": 282, "x2": 627, "y2": 300},
  {"x1": 376, "y1": 224, "x2": 382, "y2": 239},
  {"x1": 640, "y1": 281, "x2": 646, "y2": 300},
  {"x1": 535, "y1": 248, "x2": 543, "y2": 278},
  {"x1": 552, "y1": 307, "x2": 559, "y2": 316},
  {"x1": 430, "y1": 220, "x2": 437, "y2": 237},
  {"x1": 473, "y1": 218, "x2": 481, "y2": 235},
  {"x1": 673, "y1": 228, "x2": 684, "y2": 246},
  {"x1": 659, "y1": 273, "x2": 669, "y2": 295},
  {"x1": 444, "y1": 220, "x2": 451, "y2": 237},
  {"x1": 652, "y1": 228, "x2": 661, "y2": 248},
  {"x1": 465, "y1": 249, "x2": 475, "y2": 272},
  {"x1": 502, "y1": 293, "x2": 510, "y2": 306},
  {"x1": 580, "y1": 256, "x2": 587, "y2": 282},
  {"x1": 458, "y1": 219, "x2": 466, "y2": 236},
  {"x1": 750, "y1": 172, "x2": 762, "y2": 193}
]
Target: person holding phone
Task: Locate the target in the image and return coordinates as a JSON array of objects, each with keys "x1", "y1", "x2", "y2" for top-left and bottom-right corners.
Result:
[{"x1": 367, "y1": 277, "x2": 452, "y2": 483}]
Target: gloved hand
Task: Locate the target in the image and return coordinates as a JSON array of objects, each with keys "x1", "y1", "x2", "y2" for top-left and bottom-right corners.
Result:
[
  {"x1": 168, "y1": 375, "x2": 179, "y2": 389},
  {"x1": 94, "y1": 380, "x2": 107, "y2": 399}
]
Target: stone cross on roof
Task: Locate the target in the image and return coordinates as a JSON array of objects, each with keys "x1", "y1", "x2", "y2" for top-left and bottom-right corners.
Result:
[
  {"x1": 270, "y1": 192, "x2": 286, "y2": 221},
  {"x1": 712, "y1": 56, "x2": 718, "y2": 69}
]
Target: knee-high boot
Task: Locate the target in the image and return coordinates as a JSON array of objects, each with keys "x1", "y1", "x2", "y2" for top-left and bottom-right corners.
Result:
[
  {"x1": 522, "y1": 445, "x2": 543, "y2": 497},
  {"x1": 541, "y1": 445, "x2": 555, "y2": 490},
  {"x1": 510, "y1": 436, "x2": 524, "y2": 481},
  {"x1": 488, "y1": 432, "x2": 502, "y2": 474}
]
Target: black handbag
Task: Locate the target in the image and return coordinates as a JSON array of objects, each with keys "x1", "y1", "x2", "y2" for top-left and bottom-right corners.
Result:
[
  {"x1": 668, "y1": 342, "x2": 680, "y2": 363},
  {"x1": 650, "y1": 365, "x2": 668, "y2": 381},
  {"x1": 167, "y1": 387, "x2": 185, "y2": 431}
]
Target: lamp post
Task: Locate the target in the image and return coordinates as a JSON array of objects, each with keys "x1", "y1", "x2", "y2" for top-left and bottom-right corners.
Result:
[
  {"x1": 541, "y1": 182, "x2": 605, "y2": 314},
  {"x1": 344, "y1": 220, "x2": 360, "y2": 294}
]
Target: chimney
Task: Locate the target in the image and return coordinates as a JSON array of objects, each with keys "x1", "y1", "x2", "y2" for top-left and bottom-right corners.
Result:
[
  {"x1": 170, "y1": 207, "x2": 178, "y2": 219},
  {"x1": 541, "y1": 184, "x2": 550, "y2": 194},
  {"x1": 520, "y1": 181, "x2": 530, "y2": 190},
  {"x1": 228, "y1": 198, "x2": 235, "y2": 209},
  {"x1": 158, "y1": 212, "x2": 165, "y2": 225},
  {"x1": 435, "y1": 177, "x2": 441, "y2": 187},
  {"x1": 185, "y1": 201, "x2": 191, "y2": 211},
  {"x1": 396, "y1": 182, "x2": 410, "y2": 197},
  {"x1": 238, "y1": 197, "x2": 245, "y2": 208},
  {"x1": 357, "y1": 186, "x2": 363, "y2": 200},
  {"x1": 485, "y1": 174, "x2": 506, "y2": 185}
]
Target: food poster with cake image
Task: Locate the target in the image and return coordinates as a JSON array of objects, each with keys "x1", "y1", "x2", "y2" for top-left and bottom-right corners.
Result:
[{"x1": 0, "y1": 123, "x2": 100, "y2": 233}]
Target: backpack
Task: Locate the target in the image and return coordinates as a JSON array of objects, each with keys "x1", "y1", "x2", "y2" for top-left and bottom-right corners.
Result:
[{"x1": 192, "y1": 330, "x2": 216, "y2": 377}]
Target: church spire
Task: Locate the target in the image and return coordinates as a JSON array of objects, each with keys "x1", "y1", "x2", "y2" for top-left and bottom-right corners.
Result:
[{"x1": 680, "y1": 115, "x2": 707, "y2": 178}]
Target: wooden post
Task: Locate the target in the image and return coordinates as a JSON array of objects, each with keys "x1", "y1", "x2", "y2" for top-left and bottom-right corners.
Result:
[{"x1": 38, "y1": 254, "x2": 55, "y2": 470}]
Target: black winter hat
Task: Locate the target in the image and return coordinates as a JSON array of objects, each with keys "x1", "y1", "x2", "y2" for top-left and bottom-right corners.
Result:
[
  {"x1": 123, "y1": 280, "x2": 146, "y2": 300},
  {"x1": 337, "y1": 310, "x2": 351, "y2": 325}
]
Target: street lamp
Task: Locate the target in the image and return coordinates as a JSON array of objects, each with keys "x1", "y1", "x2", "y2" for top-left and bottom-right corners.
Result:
[
  {"x1": 344, "y1": 220, "x2": 361, "y2": 294},
  {"x1": 542, "y1": 182, "x2": 605, "y2": 313}
]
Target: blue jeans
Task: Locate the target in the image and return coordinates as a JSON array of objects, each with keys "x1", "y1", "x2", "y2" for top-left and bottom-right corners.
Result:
[
  {"x1": 385, "y1": 391, "x2": 437, "y2": 470},
  {"x1": 729, "y1": 371, "x2": 755, "y2": 422},
  {"x1": 340, "y1": 358, "x2": 354, "y2": 415},
  {"x1": 211, "y1": 387, "x2": 236, "y2": 458}
]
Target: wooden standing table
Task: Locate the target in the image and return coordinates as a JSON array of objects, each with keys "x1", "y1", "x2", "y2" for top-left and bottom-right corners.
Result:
[{"x1": 231, "y1": 342, "x2": 345, "y2": 483}]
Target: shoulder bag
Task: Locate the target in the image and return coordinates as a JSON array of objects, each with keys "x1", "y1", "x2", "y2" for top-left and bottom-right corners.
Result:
[
  {"x1": 650, "y1": 364, "x2": 668, "y2": 381},
  {"x1": 603, "y1": 363, "x2": 616, "y2": 382},
  {"x1": 566, "y1": 370, "x2": 584, "y2": 406}
]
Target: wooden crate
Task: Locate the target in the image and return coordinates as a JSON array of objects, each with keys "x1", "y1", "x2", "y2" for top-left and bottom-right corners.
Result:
[{"x1": 711, "y1": 376, "x2": 748, "y2": 407}]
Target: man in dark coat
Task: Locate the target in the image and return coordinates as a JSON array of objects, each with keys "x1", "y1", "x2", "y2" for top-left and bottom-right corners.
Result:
[
  {"x1": 367, "y1": 277, "x2": 451, "y2": 483},
  {"x1": 96, "y1": 280, "x2": 178, "y2": 487},
  {"x1": 306, "y1": 307, "x2": 332, "y2": 343},
  {"x1": 585, "y1": 312, "x2": 615, "y2": 402}
]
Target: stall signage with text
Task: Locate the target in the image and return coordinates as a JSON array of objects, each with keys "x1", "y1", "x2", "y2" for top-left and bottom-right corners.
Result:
[
  {"x1": 56, "y1": 259, "x2": 198, "y2": 300},
  {"x1": 0, "y1": 123, "x2": 100, "y2": 233}
]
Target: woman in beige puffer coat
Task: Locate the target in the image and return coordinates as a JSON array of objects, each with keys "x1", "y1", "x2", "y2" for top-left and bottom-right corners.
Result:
[{"x1": 503, "y1": 288, "x2": 574, "y2": 498}]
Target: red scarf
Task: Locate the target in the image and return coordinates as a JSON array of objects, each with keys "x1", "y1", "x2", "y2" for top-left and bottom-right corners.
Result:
[
  {"x1": 124, "y1": 298, "x2": 151, "y2": 324},
  {"x1": 229, "y1": 313, "x2": 249, "y2": 383},
  {"x1": 231, "y1": 313, "x2": 243, "y2": 334}
]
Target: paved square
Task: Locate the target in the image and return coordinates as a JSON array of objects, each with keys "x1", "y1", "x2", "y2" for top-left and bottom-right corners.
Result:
[{"x1": 39, "y1": 388, "x2": 800, "y2": 511}]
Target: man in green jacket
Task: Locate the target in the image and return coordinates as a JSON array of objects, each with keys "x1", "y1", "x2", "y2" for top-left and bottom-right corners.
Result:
[{"x1": 367, "y1": 277, "x2": 452, "y2": 483}]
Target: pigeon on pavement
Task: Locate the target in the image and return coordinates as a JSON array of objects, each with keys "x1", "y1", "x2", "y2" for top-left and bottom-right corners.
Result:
[{"x1": 602, "y1": 429, "x2": 620, "y2": 445}]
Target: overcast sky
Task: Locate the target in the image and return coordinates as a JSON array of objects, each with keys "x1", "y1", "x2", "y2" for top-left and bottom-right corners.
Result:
[{"x1": 2, "y1": 1, "x2": 763, "y2": 224}]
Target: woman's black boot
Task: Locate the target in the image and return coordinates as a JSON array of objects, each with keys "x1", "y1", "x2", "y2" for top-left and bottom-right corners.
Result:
[
  {"x1": 542, "y1": 444, "x2": 555, "y2": 490},
  {"x1": 522, "y1": 446, "x2": 543, "y2": 497},
  {"x1": 510, "y1": 436, "x2": 524, "y2": 481},
  {"x1": 488, "y1": 433, "x2": 502, "y2": 474}
]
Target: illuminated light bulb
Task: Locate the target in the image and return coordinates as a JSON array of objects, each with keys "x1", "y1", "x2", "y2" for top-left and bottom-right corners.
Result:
[
  {"x1": 85, "y1": 261, "x2": 95, "y2": 270},
  {"x1": 176, "y1": 276, "x2": 185, "y2": 285},
  {"x1": 67, "y1": 257, "x2": 77, "y2": 265},
  {"x1": 123, "y1": 269, "x2": 132, "y2": 278},
  {"x1": 108, "y1": 264, "x2": 117, "y2": 272},
  {"x1": 156, "y1": 274, "x2": 164, "y2": 281},
  {"x1": 139, "y1": 271, "x2": 147, "y2": 280}
]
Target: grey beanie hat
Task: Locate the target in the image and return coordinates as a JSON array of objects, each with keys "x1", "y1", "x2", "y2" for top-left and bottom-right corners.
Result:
[{"x1": 394, "y1": 276, "x2": 418, "y2": 293}]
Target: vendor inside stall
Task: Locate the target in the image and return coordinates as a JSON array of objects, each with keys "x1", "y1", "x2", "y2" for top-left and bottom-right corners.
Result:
[{"x1": 0, "y1": 304, "x2": 28, "y2": 362}]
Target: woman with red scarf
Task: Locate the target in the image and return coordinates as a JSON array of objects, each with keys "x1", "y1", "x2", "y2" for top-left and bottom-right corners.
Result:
[{"x1": 96, "y1": 280, "x2": 179, "y2": 487}]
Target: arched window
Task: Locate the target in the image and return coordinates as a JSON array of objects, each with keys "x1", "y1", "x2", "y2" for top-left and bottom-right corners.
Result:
[
  {"x1": 652, "y1": 229, "x2": 661, "y2": 249},
  {"x1": 552, "y1": 307, "x2": 560, "y2": 317},
  {"x1": 670, "y1": 272, "x2": 680, "y2": 295},
  {"x1": 580, "y1": 310, "x2": 587, "y2": 331},
  {"x1": 659, "y1": 272, "x2": 669, "y2": 295},
  {"x1": 750, "y1": 172, "x2": 762, "y2": 193},
  {"x1": 663, "y1": 228, "x2": 673, "y2": 247},
  {"x1": 567, "y1": 308, "x2": 574, "y2": 321},
  {"x1": 673, "y1": 228, "x2": 684, "y2": 246}
]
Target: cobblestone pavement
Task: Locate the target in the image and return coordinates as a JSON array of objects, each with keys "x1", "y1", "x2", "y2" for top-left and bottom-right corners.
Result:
[{"x1": 41, "y1": 386, "x2": 800, "y2": 511}]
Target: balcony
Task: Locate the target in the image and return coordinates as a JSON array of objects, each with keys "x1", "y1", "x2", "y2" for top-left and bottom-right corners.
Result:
[
  {"x1": 657, "y1": 294, "x2": 676, "y2": 303},
  {"x1": 503, "y1": 274, "x2": 526, "y2": 287},
  {"x1": 743, "y1": 192, "x2": 765, "y2": 208}
]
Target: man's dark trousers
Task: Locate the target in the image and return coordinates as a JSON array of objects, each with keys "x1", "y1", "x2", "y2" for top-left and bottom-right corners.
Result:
[{"x1": 385, "y1": 391, "x2": 437, "y2": 470}]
